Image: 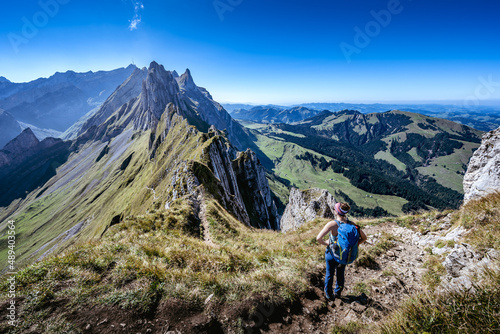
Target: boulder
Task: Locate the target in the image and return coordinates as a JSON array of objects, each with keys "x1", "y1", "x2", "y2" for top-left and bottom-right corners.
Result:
[{"x1": 280, "y1": 188, "x2": 336, "y2": 232}]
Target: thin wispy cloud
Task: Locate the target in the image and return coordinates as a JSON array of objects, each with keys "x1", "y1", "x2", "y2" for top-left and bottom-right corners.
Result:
[{"x1": 129, "y1": 1, "x2": 144, "y2": 31}]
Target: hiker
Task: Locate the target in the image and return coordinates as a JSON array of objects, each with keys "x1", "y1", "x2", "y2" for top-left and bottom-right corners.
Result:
[{"x1": 316, "y1": 202, "x2": 367, "y2": 301}]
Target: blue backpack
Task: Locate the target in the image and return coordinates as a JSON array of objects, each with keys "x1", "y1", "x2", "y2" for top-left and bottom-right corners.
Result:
[{"x1": 328, "y1": 220, "x2": 360, "y2": 265}]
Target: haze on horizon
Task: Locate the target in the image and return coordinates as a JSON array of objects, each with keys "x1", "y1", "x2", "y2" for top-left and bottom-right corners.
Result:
[{"x1": 1, "y1": 0, "x2": 499, "y2": 105}]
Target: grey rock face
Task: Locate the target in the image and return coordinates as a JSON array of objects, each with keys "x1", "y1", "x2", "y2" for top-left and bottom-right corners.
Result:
[
  {"x1": 135, "y1": 62, "x2": 182, "y2": 131},
  {"x1": 442, "y1": 244, "x2": 499, "y2": 291},
  {"x1": 192, "y1": 127, "x2": 280, "y2": 229},
  {"x1": 464, "y1": 126, "x2": 500, "y2": 203},
  {"x1": 280, "y1": 188, "x2": 337, "y2": 232},
  {"x1": 204, "y1": 129, "x2": 250, "y2": 226},
  {"x1": 443, "y1": 243, "x2": 481, "y2": 278},
  {"x1": 176, "y1": 68, "x2": 250, "y2": 151},
  {"x1": 233, "y1": 149, "x2": 280, "y2": 229}
]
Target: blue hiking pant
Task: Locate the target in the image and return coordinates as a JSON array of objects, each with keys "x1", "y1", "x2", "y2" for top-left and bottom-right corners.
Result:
[{"x1": 325, "y1": 248, "x2": 346, "y2": 298}]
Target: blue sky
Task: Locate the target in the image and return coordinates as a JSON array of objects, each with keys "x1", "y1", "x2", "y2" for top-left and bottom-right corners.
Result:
[{"x1": 1, "y1": 0, "x2": 499, "y2": 104}]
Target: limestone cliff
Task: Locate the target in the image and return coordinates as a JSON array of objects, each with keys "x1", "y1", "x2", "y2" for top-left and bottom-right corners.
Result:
[
  {"x1": 233, "y1": 148, "x2": 280, "y2": 230},
  {"x1": 280, "y1": 188, "x2": 336, "y2": 232},
  {"x1": 194, "y1": 127, "x2": 279, "y2": 229},
  {"x1": 463, "y1": 126, "x2": 500, "y2": 203}
]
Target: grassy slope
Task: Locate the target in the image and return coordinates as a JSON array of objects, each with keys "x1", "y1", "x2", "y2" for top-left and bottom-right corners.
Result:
[
  {"x1": 416, "y1": 140, "x2": 477, "y2": 194},
  {"x1": 0, "y1": 196, "x2": 329, "y2": 333},
  {"x1": 1, "y1": 191, "x2": 499, "y2": 333},
  {"x1": 374, "y1": 150, "x2": 406, "y2": 172},
  {"x1": 252, "y1": 131, "x2": 407, "y2": 216},
  {"x1": 374, "y1": 111, "x2": 481, "y2": 193},
  {"x1": 0, "y1": 113, "x2": 214, "y2": 269},
  {"x1": 0, "y1": 129, "x2": 152, "y2": 269}
]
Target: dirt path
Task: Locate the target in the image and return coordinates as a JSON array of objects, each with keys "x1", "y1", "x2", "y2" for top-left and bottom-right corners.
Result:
[{"x1": 199, "y1": 195, "x2": 216, "y2": 247}]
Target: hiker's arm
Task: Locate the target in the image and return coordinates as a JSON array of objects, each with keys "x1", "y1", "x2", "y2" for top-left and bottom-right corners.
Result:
[
  {"x1": 316, "y1": 221, "x2": 337, "y2": 246},
  {"x1": 359, "y1": 229, "x2": 367, "y2": 245}
]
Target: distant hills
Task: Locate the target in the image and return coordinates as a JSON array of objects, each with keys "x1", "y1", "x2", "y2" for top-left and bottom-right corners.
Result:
[
  {"x1": 231, "y1": 105, "x2": 318, "y2": 124},
  {"x1": 246, "y1": 109, "x2": 482, "y2": 216},
  {"x1": 225, "y1": 102, "x2": 500, "y2": 132}
]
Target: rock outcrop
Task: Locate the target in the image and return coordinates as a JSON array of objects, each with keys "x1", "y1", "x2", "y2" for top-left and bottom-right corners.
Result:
[
  {"x1": 442, "y1": 245, "x2": 499, "y2": 291},
  {"x1": 464, "y1": 126, "x2": 500, "y2": 203},
  {"x1": 197, "y1": 127, "x2": 280, "y2": 229},
  {"x1": 135, "y1": 62, "x2": 182, "y2": 131},
  {"x1": 280, "y1": 188, "x2": 336, "y2": 232},
  {"x1": 202, "y1": 128, "x2": 250, "y2": 225}
]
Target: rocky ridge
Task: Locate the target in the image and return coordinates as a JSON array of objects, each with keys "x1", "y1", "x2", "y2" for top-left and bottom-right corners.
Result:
[
  {"x1": 0, "y1": 61, "x2": 281, "y2": 268},
  {"x1": 161, "y1": 124, "x2": 280, "y2": 230}
]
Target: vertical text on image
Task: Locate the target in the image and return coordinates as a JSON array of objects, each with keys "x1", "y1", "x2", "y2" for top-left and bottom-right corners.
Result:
[{"x1": 6, "y1": 220, "x2": 17, "y2": 326}]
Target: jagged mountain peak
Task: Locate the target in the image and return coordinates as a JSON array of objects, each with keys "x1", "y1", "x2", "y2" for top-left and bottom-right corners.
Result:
[
  {"x1": 148, "y1": 60, "x2": 164, "y2": 71},
  {"x1": 178, "y1": 68, "x2": 197, "y2": 91},
  {"x1": 0, "y1": 76, "x2": 10, "y2": 83},
  {"x1": 135, "y1": 62, "x2": 182, "y2": 130},
  {"x1": 144, "y1": 61, "x2": 178, "y2": 84}
]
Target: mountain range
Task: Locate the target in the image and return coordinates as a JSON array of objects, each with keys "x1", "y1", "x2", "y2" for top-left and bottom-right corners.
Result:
[
  {"x1": 0, "y1": 62, "x2": 487, "y2": 267},
  {"x1": 0, "y1": 65, "x2": 137, "y2": 147},
  {"x1": 226, "y1": 102, "x2": 500, "y2": 132}
]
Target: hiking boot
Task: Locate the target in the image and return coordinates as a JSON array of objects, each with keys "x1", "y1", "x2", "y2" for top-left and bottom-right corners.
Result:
[{"x1": 324, "y1": 289, "x2": 335, "y2": 301}]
